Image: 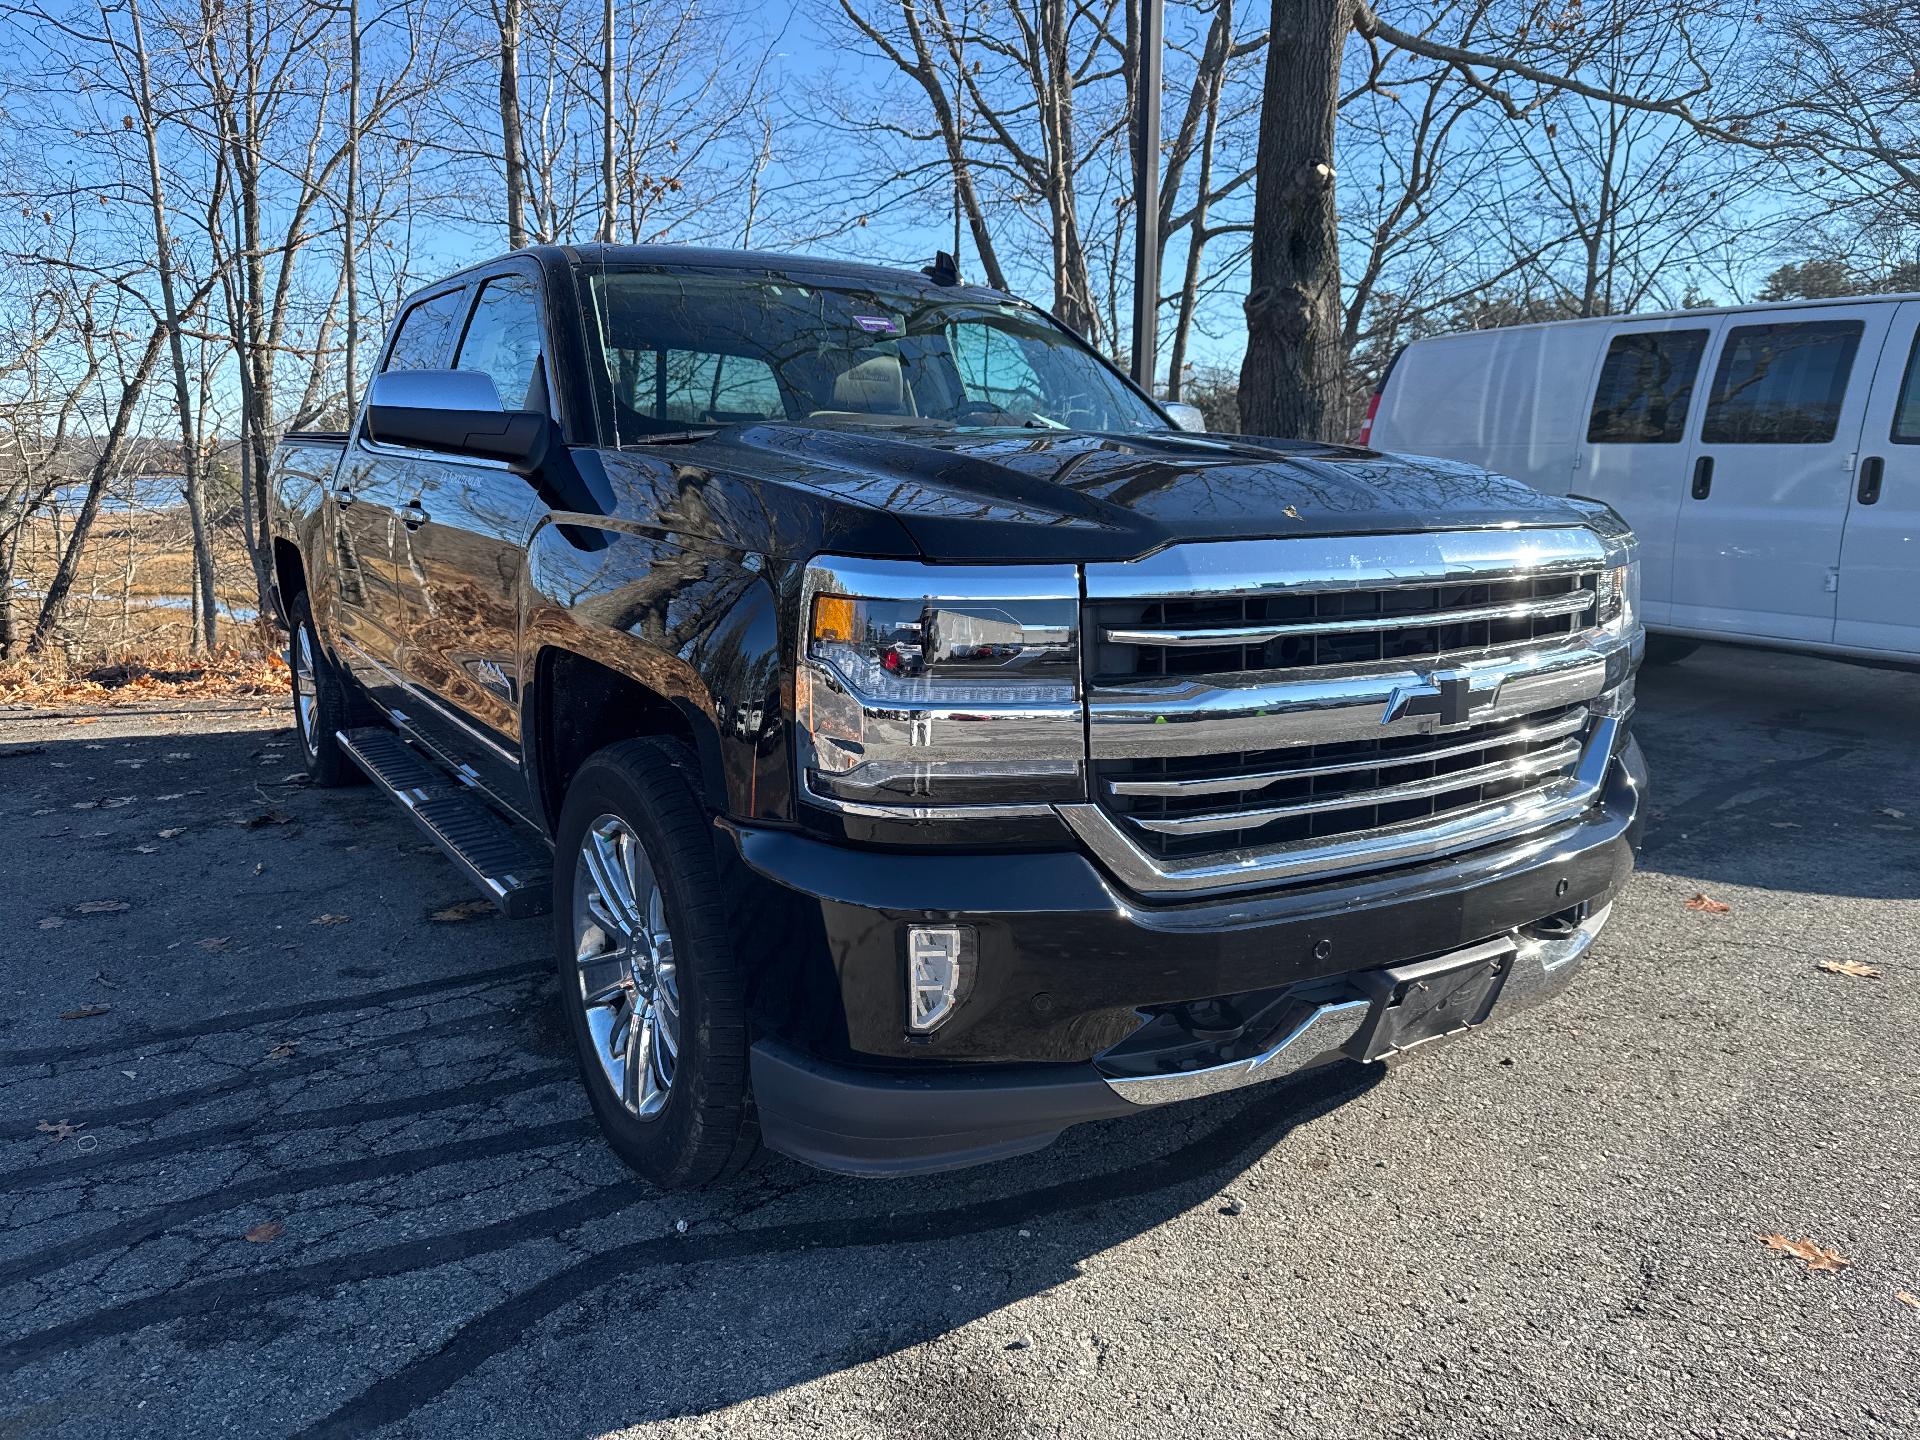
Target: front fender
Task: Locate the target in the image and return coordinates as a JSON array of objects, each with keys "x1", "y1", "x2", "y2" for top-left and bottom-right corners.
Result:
[{"x1": 522, "y1": 521, "x2": 791, "y2": 823}]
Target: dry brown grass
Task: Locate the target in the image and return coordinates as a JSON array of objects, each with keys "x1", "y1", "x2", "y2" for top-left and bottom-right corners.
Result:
[{"x1": 0, "y1": 643, "x2": 288, "y2": 707}]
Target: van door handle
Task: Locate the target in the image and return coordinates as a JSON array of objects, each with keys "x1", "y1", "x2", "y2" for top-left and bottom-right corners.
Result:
[
  {"x1": 401, "y1": 500, "x2": 430, "y2": 531},
  {"x1": 1691, "y1": 456, "x2": 1714, "y2": 500},
  {"x1": 335, "y1": 486, "x2": 355, "y2": 509},
  {"x1": 1858, "y1": 455, "x2": 1884, "y2": 506}
]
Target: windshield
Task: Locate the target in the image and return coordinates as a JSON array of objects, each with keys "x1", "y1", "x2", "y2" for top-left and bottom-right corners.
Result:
[{"x1": 581, "y1": 268, "x2": 1167, "y2": 444}]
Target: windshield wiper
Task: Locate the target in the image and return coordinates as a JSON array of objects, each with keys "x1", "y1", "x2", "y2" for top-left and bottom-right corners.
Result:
[{"x1": 625, "y1": 427, "x2": 718, "y2": 445}]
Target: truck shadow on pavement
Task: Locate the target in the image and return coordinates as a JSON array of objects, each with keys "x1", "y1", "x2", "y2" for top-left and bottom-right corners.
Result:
[{"x1": 0, "y1": 716, "x2": 1380, "y2": 1437}]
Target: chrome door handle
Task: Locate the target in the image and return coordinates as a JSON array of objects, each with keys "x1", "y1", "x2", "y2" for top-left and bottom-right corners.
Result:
[{"x1": 401, "y1": 500, "x2": 429, "y2": 530}]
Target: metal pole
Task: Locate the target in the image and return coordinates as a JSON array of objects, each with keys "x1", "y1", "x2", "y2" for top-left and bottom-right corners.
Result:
[{"x1": 1130, "y1": 0, "x2": 1163, "y2": 390}]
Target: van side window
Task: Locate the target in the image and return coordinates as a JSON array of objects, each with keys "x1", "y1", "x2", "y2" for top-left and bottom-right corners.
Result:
[
  {"x1": 383, "y1": 290, "x2": 466, "y2": 372},
  {"x1": 455, "y1": 275, "x2": 545, "y2": 411},
  {"x1": 1586, "y1": 330, "x2": 1707, "y2": 443},
  {"x1": 1892, "y1": 333, "x2": 1920, "y2": 444},
  {"x1": 1701, "y1": 320, "x2": 1863, "y2": 445}
]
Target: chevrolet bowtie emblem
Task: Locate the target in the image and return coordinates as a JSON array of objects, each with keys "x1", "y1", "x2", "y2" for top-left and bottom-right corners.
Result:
[{"x1": 1382, "y1": 672, "x2": 1501, "y2": 729}]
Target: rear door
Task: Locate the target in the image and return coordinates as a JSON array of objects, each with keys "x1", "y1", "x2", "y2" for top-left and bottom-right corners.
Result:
[
  {"x1": 1835, "y1": 301, "x2": 1920, "y2": 656},
  {"x1": 330, "y1": 283, "x2": 470, "y2": 706},
  {"x1": 1669, "y1": 305, "x2": 1891, "y2": 643},
  {"x1": 1571, "y1": 318, "x2": 1719, "y2": 627},
  {"x1": 392, "y1": 267, "x2": 550, "y2": 815}
]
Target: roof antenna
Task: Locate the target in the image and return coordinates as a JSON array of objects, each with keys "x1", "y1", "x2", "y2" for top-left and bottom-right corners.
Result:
[{"x1": 922, "y1": 250, "x2": 960, "y2": 287}]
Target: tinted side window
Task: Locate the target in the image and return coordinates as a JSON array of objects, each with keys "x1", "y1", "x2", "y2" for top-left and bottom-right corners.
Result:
[
  {"x1": 383, "y1": 290, "x2": 466, "y2": 372},
  {"x1": 455, "y1": 276, "x2": 545, "y2": 410},
  {"x1": 1893, "y1": 332, "x2": 1920, "y2": 444},
  {"x1": 1587, "y1": 330, "x2": 1708, "y2": 443},
  {"x1": 1701, "y1": 320, "x2": 1863, "y2": 445}
]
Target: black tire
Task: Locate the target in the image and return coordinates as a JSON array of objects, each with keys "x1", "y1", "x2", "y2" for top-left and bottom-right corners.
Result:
[
  {"x1": 288, "y1": 594, "x2": 365, "y2": 788},
  {"x1": 1643, "y1": 636, "x2": 1701, "y2": 667},
  {"x1": 552, "y1": 738, "x2": 757, "y2": 1189}
]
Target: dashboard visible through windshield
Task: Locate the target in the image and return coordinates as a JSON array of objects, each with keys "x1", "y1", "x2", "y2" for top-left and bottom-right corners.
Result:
[{"x1": 580, "y1": 268, "x2": 1168, "y2": 444}]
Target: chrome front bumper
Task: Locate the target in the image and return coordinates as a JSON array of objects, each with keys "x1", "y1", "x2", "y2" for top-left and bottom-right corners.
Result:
[{"x1": 1098, "y1": 901, "x2": 1614, "y2": 1107}]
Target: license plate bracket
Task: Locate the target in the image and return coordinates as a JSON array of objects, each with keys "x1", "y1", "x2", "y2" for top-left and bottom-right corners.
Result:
[{"x1": 1345, "y1": 936, "x2": 1517, "y2": 1063}]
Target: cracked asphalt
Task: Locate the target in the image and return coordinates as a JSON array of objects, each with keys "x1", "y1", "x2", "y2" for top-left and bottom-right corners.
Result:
[{"x1": 2, "y1": 643, "x2": 1917, "y2": 1439}]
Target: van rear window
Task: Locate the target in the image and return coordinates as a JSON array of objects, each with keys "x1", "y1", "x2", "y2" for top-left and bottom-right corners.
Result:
[
  {"x1": 1701, "y1": 320, "x2": 1863, "y2": 445},
  {"x1": 1587, "y1": 330, "x2": 1707, "y2": 444}
]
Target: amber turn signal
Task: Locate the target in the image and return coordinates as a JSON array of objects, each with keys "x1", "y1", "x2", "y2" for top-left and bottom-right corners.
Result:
[{"x1": 811, "y1": 594, "x2": 857, "y2": 644}]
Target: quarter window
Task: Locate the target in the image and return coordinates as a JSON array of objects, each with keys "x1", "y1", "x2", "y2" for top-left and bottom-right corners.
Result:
[
  {"x1": 1586, "y1": 330, "x2": 1708, "y2": 443},
  {"x1": 383, "y1": 289, "x2": 466, "y2": 372},
  {"x1": 1701, "y1": 320, "x2": 1864, "y2": 445},
  {"x1": 1892, "y1": 332, "x2": 1920, "y2": 444},
  {"x1": 455, "y1": 275, "x2": 545, "y2": 410}
]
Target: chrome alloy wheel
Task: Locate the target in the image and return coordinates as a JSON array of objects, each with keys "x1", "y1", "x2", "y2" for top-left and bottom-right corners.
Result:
[
  {"x1": 293, "y1": 624, "x2": 318, "y2": 757},
  {"x1": 572, "y1": 814, "x2": 681, "y2": 1118}
]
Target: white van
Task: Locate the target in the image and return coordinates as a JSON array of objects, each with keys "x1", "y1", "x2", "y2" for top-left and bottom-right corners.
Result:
[{"x1": 1364, "y1": 294, "x2": 1920, "y2": 665}]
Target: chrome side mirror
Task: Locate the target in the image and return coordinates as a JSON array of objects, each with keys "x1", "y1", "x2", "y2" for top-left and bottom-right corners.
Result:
[
  {"x1": 1160, "y1": 400, "x2": 1208, "y2": 433},
  {"x1": 364, "y1": 369, "x2": 550, "y2": 474}
]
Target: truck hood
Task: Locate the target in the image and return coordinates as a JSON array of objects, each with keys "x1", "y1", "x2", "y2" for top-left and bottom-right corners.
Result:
[{"x1": 690, "y1": 424, "x2": 1588, "y2": 563}]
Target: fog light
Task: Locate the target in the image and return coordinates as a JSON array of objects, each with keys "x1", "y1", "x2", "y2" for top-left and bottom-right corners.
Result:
[{"x1": 906, "y1": 925, "x2": 975, "y2": 1033}]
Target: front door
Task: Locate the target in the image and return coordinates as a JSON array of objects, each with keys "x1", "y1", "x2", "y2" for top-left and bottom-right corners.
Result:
[
  {"x1": 1836, "y1": 301, "x2": 1920, "y2": 656},
  {"x1": 1571, "y1": 317, "x2": 1719, "y2": 627},
  {"x1": 391, "y1": 271, "x2": 550, "y2": 817},
  {"x1": 1669, "y1": 304, "x2": 1892, "y2": 643},
  {"x1": 332, "y1": 283, "x2": 471, "y2": 706}
]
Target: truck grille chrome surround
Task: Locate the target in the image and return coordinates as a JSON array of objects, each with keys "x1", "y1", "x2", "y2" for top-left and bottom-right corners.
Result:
[{"x1": 1064, "y1": 528, "x2": 1631, "y2": 896}]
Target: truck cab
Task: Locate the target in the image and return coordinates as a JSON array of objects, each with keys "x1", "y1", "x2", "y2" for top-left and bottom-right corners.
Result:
[{"x1": 270, "y1": 245, "x2": 1647, "y2": 1187}]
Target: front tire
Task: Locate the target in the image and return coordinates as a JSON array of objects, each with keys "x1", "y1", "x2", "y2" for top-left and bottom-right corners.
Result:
[
  {"x1": 553, "y1": 738, "x2": 756, "y2": 1189},
  {"x1": 288, "y1": 594, "x2": 364, "y2": 788}
]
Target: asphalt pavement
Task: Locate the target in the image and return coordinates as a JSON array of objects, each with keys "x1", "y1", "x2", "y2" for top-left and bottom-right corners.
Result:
[{"x1": 1, "y1": 643, "x2": 1916, "y2": 1439}]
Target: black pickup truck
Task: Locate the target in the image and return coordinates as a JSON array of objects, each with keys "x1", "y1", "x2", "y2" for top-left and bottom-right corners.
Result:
[{"x1": 268, "y1": 244, "x2": 1647, "y2": 1187}]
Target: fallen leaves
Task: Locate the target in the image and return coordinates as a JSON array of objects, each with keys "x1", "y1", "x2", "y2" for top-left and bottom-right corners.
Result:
[
  {"x1": 1762, "y1": 1234, "x2": 1851, "y2": 1274},
  {"x1": 0, "y1": 648, "x2": 283, "y2": 708},
  {"x1": 242, "y1": 1220, "x2": 285, "y2": 1243},
  {"x1": 309, "y1": 913, "x2": 350, "y2": 926},
  {"x1": 36, "y1": 1119, "x2": 83, "y2": 1143},
  {"x1": 1817, "y1": 959, "x2": 1883, "y2": 979},
  {"x1": 1685, "y1": 892, "x2": 1732, "y2": 914},
  {"x1": 72, "y1": 900, "x2": 129, "y2": 914},
  {"x1": 239, "y1": 808, "x2": 293, "y2": 829},
  {"x1": 37, "y1": 916, "x2": 64, "y2": 930},
  {"x1": 265, "y1": 1040, "x2": 298, "y2": 1060},
  {"x1": 157, "y1": 827, "x2": 185, "y2": 839},
  {"x1": 69, "y1": 716, "x2": 99, "y2": 726},
  {"x1": 58, "y1": 1003, "x2": 111, "y2": 1020},
  {"x1": 197, "y1": 936, "x2": 231, "y2": 953},
  {"x1": 1898, "y1": 1291, "x2": 1920, "y2": 1313},
  {"x1": 1882, "y1": 807, "x2": 1906, "y2": 820},
  {"x1": 428, "y1": 899, "x2": 493, "y2": 923}
]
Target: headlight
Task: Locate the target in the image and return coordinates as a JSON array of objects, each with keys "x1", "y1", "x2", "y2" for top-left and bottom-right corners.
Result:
[
  {"x1": 796, "y1": 557, "x2": 1084, "y2": 813},
  {"x1": 1568, "y1": 497, "x2": 1640, "y2": 631}
]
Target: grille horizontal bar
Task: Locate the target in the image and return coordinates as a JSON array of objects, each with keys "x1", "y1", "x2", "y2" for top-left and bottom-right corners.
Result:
[
  {"x1": 1124, "y1": 739, "x2": 1585, "y2": 836},
  {"x1": 1104, "y1": 707, "x2": 1590, "y2": 799},
  {"x1": 1103, "y1": 589, "x2": 1594, "y2": 649}
]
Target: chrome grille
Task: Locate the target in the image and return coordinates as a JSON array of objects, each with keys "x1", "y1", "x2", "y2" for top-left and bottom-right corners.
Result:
[
  {"x1": 1095, "y1": 705, "x2": 1590, "y2": 863},
  {"x1": 1062, "y1": 527, "x2": 1631, "y2": 895},
  {"x1": 1091, "y1": 573, "x2": 1596, "y2": 681}
]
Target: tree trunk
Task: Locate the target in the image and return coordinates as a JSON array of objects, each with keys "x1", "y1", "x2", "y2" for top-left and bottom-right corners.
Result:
[
  {"x1": 127, "y1": 0, "x2": 216, "y2": 652},
  {"x1": 598, "y1": 0, "x2": 616, "y2": 242},
  {"x1": 1238, "y1": 0, "x2": 1348, "y2": 440},
  {"x1": 344, "y1": 0, "x2": 363, "y2": 406},
  {"x1": 32, "y1": 325, "x2": 170, "y2": 653},
  {"x1": 498, "y1": 0, "x2": 528, "y2": 248}
]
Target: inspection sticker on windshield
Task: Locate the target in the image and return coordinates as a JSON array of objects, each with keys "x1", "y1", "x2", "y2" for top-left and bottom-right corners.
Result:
[{"x1": 852, "y1": 314, "x2": 900, "y2": 334}]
